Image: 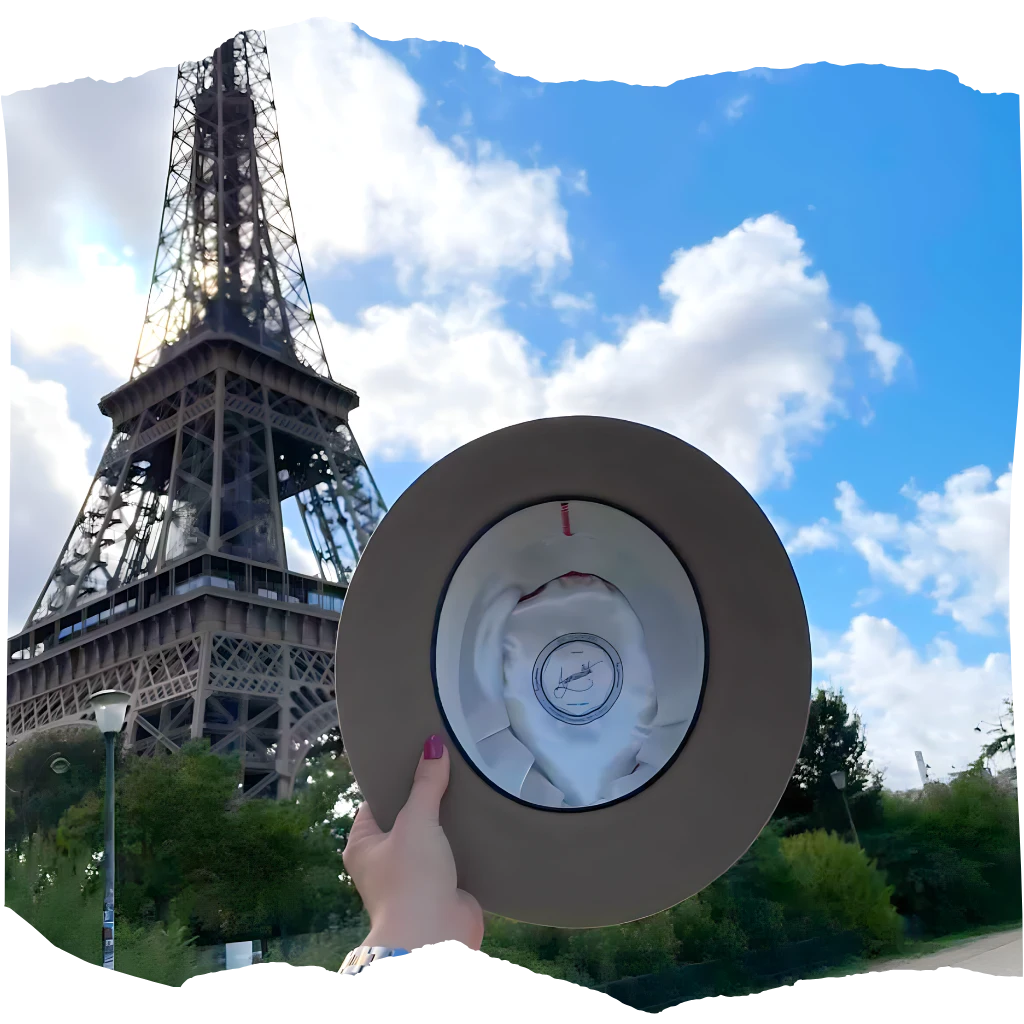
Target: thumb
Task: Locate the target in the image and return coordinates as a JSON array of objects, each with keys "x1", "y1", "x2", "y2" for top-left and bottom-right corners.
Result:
[{"x1": 395, "y1": 735, "x2": 450, "y2": 829}]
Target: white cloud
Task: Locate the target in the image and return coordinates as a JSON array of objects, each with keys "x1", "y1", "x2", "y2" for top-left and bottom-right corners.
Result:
[
  {"x1": 551, "y1": 291, "x2": 595, "y2": 312},
  {"x1": 323, "y1": 214, "x2": 892, "y2": 495},
  {"x1": 725, "y1": 95, "x2": 751, "y2": 120},
  {"x1": 9, "y1": 243, "x2": 146, "y2": 378},
  {"x1": 789, "y1": 465, "x2": 1011, "y2": 635},
  {"x1": 2, "y1": 69, "x2": 173, "y2": 275},
  {"x1": 568, "y1": 169, "x2": 589, "y2": 195},
  {"x1": 850, "y1": 302, "x2": 903, "y2": 384},
  {"x1": 7, "y1": 367, "x2": 95, "y2": 634},
  {"x1": 8, "y1": 24, "x2": 573, "y2": 379},
  {"x1": 541, "y1": 214, "x2": 848, "y2": 493},
  {"x1": 267, "y1": 21, "x2": 571, "y2": 293},
  {"x1": 5, "y1": 38, "x2": 901, "y2": 589},
  {"x1": 813, "y1": 614, "x2": 1013, "y2": 790},
  {"x1": 318, "y1": 287, "x2": 543, "y2": 462},
  {"x1": 283, "y1": 525, "x2": 321, "y2": 577},
  {"x1": 833, "y1": 466, "x2": 1011, "y2": 634},
  {"x1": 786, "y1": 518, "x2": 839, "y2": 555},
  {"x1": 550, "y1": 290, "x2": 595, "y2": 324},
  {"x1": 853, "y1": 587, "x2": 883, "y2": 608}
]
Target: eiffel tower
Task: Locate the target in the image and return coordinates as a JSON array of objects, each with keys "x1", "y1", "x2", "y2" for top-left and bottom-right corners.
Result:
[{"x1": 6, "y1": 30, "x2": 387, "y2": 798}]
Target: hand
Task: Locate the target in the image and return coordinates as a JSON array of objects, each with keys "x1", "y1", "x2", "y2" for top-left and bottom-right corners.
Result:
[{"x1": 342, "y1": 735, "x2": 485, "y2": 952}]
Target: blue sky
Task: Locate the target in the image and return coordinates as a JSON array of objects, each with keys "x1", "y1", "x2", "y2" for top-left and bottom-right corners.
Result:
[
  {"x1": 4, "y1": 21, "x2": 1019, "y2": 787},
  {"x1": 357, "y1": 33, "x2": 1020, "y2": 666}
]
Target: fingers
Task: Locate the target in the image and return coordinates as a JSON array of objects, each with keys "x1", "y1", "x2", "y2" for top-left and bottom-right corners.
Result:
[
  {"x1": 396, "y1": 735, "x2": 450, "y2": 829},
  {"x1": 346, "y1": 798, "x2": 382, "y2": 844}
]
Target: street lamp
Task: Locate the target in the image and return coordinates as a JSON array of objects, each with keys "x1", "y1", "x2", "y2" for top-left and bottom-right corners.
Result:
[
  {"x1": 830, "y1": 769, "x2": 860, "y2": 847},
  {"x1": 88, "y1": 689, "x2": 131, "y2": 971}
]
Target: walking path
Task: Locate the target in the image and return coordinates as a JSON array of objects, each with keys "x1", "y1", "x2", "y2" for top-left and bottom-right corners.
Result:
[{"x1": 868, "y1": 928, "x2": 1022, "y2": 977}]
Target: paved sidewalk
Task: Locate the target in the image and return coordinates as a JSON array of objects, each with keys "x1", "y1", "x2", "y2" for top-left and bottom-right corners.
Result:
[{"x1": 868, "y1": 928, "x2": 1022, "y2": 977}]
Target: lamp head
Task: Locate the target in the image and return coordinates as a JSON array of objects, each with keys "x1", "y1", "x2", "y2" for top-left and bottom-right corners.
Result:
[
  {"x1": 830, "y1": 769, "x2": 847, "y2": 791},
  {"x1": 88, "y1": 689, "x2": 132, "y2": 735}
]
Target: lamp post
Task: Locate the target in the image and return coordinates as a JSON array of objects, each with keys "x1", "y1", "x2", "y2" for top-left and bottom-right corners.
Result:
[
  {"x1": 88, "y1": 689, "x2": 132, "y2": 970},
  {"x1": 830, "y1": 769, "x2": 860, "y2": 847}
]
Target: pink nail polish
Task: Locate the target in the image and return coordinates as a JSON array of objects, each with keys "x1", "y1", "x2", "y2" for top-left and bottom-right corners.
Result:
[{"x1": 424, "y1": 734, "x2": 443, "y2": 760}]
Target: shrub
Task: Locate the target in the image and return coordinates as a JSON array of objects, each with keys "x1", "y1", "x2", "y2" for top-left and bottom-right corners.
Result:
[
  {"x1": 565, "y1": 912, "x2": 679, "y2": 984},
  {"x1": 263, "y1": 923, "x2": 367, "y2": 971},
  {"x1": 5, "y1": 834, "x2": 198, "y2": 984},
  {"x1": 485, "y1": 944, "x2": 592, "y2": 983},
  {"x1": 702, "y1": 824, "x2": 811, "y2": 949},
  {"x1": 863, "y1": 769, "x2": 1021, "y2": 936},
  {"x1": 111, "y1": 918, "x2": 199, "y2": 986},
  {"x1": 5, "y1": 835, "x2": 100, "y2": 965},
  {"x1": 669, "y1": 896, "x2": 747, "y2": 963},
  {"x1": 781, "y1": 829, "x2": 903, "y2": 954}
]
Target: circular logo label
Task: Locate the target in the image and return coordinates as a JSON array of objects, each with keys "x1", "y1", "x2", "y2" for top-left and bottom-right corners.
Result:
[{"x1": 532, "y1": 632, "x2": 623, "y2": 725}]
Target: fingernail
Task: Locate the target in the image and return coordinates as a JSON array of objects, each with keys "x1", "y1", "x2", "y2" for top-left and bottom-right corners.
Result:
[{"x1": 424, "y1": 734, "x2": 443, "y2": 760}]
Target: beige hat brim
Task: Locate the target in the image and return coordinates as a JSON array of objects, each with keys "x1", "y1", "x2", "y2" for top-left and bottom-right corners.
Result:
[{"x1": 336, "y1": 416, "x2": 810, "y2": 929}]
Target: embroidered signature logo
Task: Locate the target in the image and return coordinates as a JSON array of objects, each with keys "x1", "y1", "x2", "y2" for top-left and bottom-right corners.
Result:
[{"x1": 553, "y1": 660, "x2": 603, "y2": 700}]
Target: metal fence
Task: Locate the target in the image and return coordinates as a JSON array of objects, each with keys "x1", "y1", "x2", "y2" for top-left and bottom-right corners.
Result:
[{"x1": 598, "y1": 931, "x2": 863, "y2": 1012}]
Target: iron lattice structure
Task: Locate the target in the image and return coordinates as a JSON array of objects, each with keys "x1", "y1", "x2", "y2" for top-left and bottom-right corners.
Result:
[{"x1": 7, "y1": 31, "x2": 387, "y2": 798}]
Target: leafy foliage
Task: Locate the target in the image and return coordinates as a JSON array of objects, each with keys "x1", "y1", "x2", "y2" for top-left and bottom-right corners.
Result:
[
  {"x1": 4, "y1": 698, "x2": 1019, "y2": 994},
  {"x1": 979, "y1": 697, "x2": 1015, "y2": 763},
  {"x1": 566, "y1": 913, "x2": 680, "y2": 984},
  {"x1": 862, "y1": 761, "x2": 1021, "y2": 936},
  {"x1": 5, "y1": 834, "x2": 199, "y2": 985},
  {"x1": 780, "y1": 829, "x2": 904, "y2": 953},
  {"x1": 773, "y1": 687, "x2": 883, "y2": 835},
  {"x1": 8, "y1": 735, "x2": 364, "y2": 953},
  {"x1": 5, "y1": 729, "x2": 107, "y2": 848}
]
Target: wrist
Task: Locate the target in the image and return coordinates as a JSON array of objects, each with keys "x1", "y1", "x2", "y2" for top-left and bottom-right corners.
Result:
[{"x1": 364, "y1": 913, "x2": 475, "y2": 952}]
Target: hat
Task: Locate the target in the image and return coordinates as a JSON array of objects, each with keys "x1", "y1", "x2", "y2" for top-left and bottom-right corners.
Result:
[{"x1": 336, "y1": 416, "x2": 810, "y2": 928}]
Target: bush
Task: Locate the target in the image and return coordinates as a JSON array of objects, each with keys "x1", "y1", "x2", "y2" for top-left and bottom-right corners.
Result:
[
  {"x1": 700, "y1": 824, "x2": 811, "y2": 949},
  {"x1": 669, "y1": 896, "x2": 747, "y2": 963},
  {"x1": 482, "y1": 911, "x2": 678, "y2": 985},
  {"x1": 5, "y1": 835, "x2": 100, "y2": 965},
  {"x1": 111, "y1": 918, "x2": 200, "y2": 986},
  {"x1": 5, "y1": 834, "x2": 198, "y2": 985},
  {"x1": 781, "y1": 829, "x2": 903, "y2": 954},
  {"x1": 485, "y1": 943, "x2": 592, "y2": 983},
  {"x1": 482, "y1": 917, "x2": 565, "y2": 960},
  {"x1": 6, "y1": 729, "x2": 107, "y2": 848},
  {"x1": 863, "y1": 768, "x2": 1021, "y2": 936},
  {"x1": 263, "y1": 922, "x2": 368, "y2": 971},
  {"x1": 565, "y1": 912, "x2": 679, "y2": 984},
  {"x1": 481, "y1": 917, "x2": 595, "y2": 984}
]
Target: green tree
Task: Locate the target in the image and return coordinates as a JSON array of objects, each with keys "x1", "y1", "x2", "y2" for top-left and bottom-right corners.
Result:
[
  {"x1": 5, "y1": 728, "x2": 107, "y2": 848},
  {"x1": 861, "y1": 761, "x2": 1021, "y2": 936},
  {"x1": 51, "y1": 739, "x2": 363, "y2": 944},
  {"x1": 977, "y1": 697, "x2": 1015, "y2": 765},
  {"x1": 773, "y1": 687, "x2": 882, "y2": 836}
]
